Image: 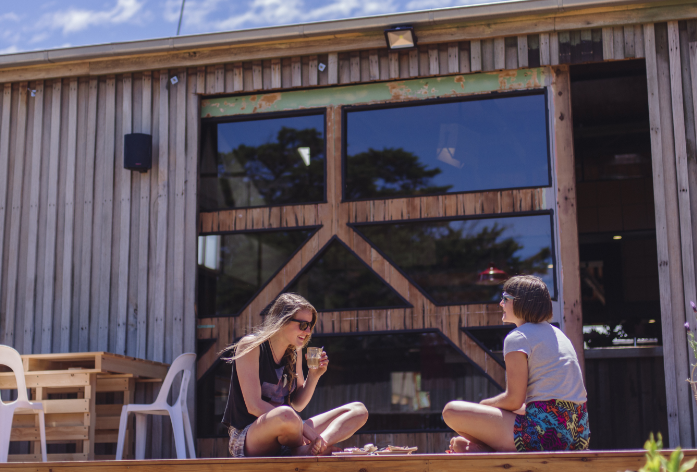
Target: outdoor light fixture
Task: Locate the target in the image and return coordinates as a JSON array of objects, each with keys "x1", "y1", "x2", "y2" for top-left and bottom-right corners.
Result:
[
  {"x1": 613, "y1": 235, "x2": 622, "y2": 240},
  {"x1": 384, "y1": 26, "x2": 417, "y2": 50},
  {"x1": 476, "y1": 263, "x2": 508, "y2": 286}
]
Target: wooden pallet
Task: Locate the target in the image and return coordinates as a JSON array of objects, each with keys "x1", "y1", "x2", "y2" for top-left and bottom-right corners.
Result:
[
  {"x1": 2, "y1": 352, "x2": 168, "y2": 461},
  {"x1": 1, "y1": 450, "x2": 696, "y2": 472}
]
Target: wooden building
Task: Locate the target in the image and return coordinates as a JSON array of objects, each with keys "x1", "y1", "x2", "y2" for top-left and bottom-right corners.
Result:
[{"x1": 0, "y1": 0, "x2": 696, "y2": 458}]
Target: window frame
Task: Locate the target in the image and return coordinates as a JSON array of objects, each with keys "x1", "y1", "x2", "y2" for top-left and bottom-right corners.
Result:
[
  {"x1": 349, "y1": 209, "x2": 558, "y2": 305},
  {"x1": 200, "y1": 107, "x2": 329, "y2": 212},
  {"x1": 341, "y1": 88, "x2": 552, "y2": 203},
  {"x1": 197, "y1": 225, "x2": 321, "y2": 317},
  {"x1": 281, "y1": 234, "x2": 414, "y2": 312}
]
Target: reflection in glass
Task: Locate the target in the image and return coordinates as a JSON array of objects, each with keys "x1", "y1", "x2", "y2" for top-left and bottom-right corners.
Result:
[
  {"x1": 356, "y1": 214, "x2": 555, "y2": 305},
  {"x1": 299, "y1": 332, "x2": 500, "y2": 432},
  {"x1": 197, "y1": 359, "x2": 232, "y2": 438},
  {"x1": 198, "y1": 229, "x2": 314, "y2": 317},
  {"x1": 344, "y1": 93, "x2": 549, "y2": 200},
  {"x1": 285, "y1": 238, "x2": 409, "y2": 311},
  {"x1": 200, "y1": 112, "x2": 325, "y2": 211}
]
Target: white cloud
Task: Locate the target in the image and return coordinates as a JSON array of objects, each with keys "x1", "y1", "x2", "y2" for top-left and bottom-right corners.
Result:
[
  {"x1": 200, "y1": 0, "x2": 399, "y2": 32},
  {"x1": 0, "y1": 13, "x2": 20, "y2": 22},
  {"x1": 37, "y1": 0, "x2": 145, "y2": 35},
  {"x1": 0, "y1": 45, "x2": 20, "y2": 55}
]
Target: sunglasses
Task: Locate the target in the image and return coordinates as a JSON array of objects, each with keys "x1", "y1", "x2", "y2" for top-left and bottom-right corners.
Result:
[
  {"x1": 289, "y1": 319, "x2": 314, "y2": 332},
  {"x1": 501, "y1": 292, "x2": 515, "y2": 305}
]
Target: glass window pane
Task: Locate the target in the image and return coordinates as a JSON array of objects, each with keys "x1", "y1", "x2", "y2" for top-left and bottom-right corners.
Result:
[
  {"x1": 198, "y1": 229, "x2": 314, "y2": 317},
  {"x1": 299, "y1": 332, "x2": 501, "y2": 432},
  {"x1": 200, "y1": 112, "x2": 325, "y2": 211},
  {"x1": 285, "y1": 238, "x2": 410, "y2": 311},
  {"x1": 344, "y1": 92, "x2": 550, "y2": 200},
  {"x1": 356, "y1": 214, "x2": 556, "y2": 304}
]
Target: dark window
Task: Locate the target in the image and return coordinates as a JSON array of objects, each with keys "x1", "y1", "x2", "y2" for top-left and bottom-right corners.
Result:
[
  {"x1": 285, "y1": 237, "x2": 410, "y2": 311},
  {"x1": 198, "y1": 229, "x2": 315, "y2": 317},
  {"x1": 200, "y1": 111, "x2": 326, "y2": 211},
  {"x1": 344, "y1": 92, "x2": 550, "y2": 201},
  {"x1": 299, "y1": 332, "x2": 501, "y2": 433},
  {"x1": 196, "y1": 359, "x2": 232, "y2": 438},
  {"x1": 355, "y1": 213, "x2": 556, "y2": 305}
]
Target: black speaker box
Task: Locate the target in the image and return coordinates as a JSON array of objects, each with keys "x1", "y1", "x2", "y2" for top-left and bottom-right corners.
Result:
[{"x1": 124, "y1": 133, "x2": 152, "y2": 172}]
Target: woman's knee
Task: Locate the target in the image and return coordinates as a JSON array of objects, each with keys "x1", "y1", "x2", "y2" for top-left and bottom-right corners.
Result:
[
  {"x1": 442, "y1": 401, "x2": 465, "y2": 424},
  {"x1": 348, "y1": 402, "x2": 369, "y2": 422},
  {"x1": 272, "y1": 406, "x2": 303, "y2": 432}
]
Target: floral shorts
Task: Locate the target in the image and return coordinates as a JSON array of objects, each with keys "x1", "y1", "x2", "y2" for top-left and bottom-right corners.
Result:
[
  {"x1": 513, "y1": 400, "x2": 590, "y2": 451},
  {"x1": 228, "y1": 424, "x2": 251, "y2": 457}
]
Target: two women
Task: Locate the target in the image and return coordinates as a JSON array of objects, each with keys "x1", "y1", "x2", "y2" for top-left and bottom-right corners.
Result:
[{"x1": 222, "y1": 275, "x2": 589, "y2": 457}]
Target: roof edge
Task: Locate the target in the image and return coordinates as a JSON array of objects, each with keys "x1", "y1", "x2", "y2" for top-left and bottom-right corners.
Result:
[{"x1": 0, "y1": 0, "x2": 668, "y2": 70}]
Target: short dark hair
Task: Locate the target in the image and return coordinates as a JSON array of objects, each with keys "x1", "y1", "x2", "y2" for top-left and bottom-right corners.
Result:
[{"x1": 503, "y1": 275, "x2": 552, "y2": 323}]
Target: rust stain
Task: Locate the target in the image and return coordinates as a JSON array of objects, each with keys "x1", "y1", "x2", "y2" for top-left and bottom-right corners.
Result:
[
  {"x1": 254, "y1": 93, "x2": 282, "y2": 113},
  {"x1": 250, "y1": 95, "x2": 257, "y2": 102},
  {"x1": 454, "y1": 76, "x2": 465, "y2": 89},
  {"x1": 415, "y1": 83, "x2": 430, "y2": 96},
  {"x1": 498, "y1": 70, "x2": 518, "y2": 90},
  {"x1": 201, "y1": 99, "x2": 210, "y2": 107},
  {"x1": 205, "y1": 113, "x2": 211, "y2": 118},
  {"x1": 388, "y1": 82, "x2": 411, "y2": 100}
]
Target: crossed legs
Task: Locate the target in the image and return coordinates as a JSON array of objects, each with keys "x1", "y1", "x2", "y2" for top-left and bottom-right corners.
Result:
[
  {"x1": 243, "y1": 402, "x2": 368, "y2": 457},
  {"x1": 442, "y1": 400, "x2": 518, "y2": 452}
]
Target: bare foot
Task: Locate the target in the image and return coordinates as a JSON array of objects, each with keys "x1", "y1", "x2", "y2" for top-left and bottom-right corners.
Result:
[
  {"x1": 448, "y1": 436, "x2": 491, "y2": 453},
  {"x1": 317, "y1": 446, "x2": 342, "y2": 456},
  {"x1": 292, "y1": 437, "x2": 321, "y2": 456}
]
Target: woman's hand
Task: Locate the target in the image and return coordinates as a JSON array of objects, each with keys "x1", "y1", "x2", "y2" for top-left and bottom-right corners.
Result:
[{"x1": 306, "y1": 350, "x2": 328, "y2": 377}]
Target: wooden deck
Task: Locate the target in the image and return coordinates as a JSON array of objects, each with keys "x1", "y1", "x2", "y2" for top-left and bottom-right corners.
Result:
[{"x1": 2, "y1": 450, "x2": 696, "y2": 472}]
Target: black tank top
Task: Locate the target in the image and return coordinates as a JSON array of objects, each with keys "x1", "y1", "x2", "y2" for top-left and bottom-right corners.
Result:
[{"x1": 222, "y1": 340, "x2": 297, "y2": 430}]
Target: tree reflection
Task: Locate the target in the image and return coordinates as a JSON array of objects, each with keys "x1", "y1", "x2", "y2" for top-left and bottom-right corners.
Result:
[
  {"x1": 345, "y1": 148, "x2": 452, "y2": 200},
  {"x1": 216, "y1": 126, "x2": 325, "y2": 208},
  {"x1": 359, "y1": 219, "x2": 553, "y2": 304}
]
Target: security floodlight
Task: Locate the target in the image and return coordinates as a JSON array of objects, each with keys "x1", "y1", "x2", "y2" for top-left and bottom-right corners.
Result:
[{"x1": 384, "y1": 26, "x2": 417, "y2": 50}]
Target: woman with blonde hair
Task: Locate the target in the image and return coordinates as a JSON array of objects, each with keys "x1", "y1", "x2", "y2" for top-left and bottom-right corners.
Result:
[{"x1": 221, "y1": 293, "x2": 368, "y2": 457}]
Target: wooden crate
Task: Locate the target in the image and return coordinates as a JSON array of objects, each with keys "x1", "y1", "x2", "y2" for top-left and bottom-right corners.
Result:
[{"x1": 1, "y1": 352, "x2": 167, "y2": 461}]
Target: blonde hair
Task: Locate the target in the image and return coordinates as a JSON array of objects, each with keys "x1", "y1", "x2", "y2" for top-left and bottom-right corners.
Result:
[{"x1": 222, "y1": 293, "x2": 317, "y2": 381}]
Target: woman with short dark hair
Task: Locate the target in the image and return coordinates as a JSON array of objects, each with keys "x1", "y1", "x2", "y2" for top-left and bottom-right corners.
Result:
[{"x1": 442, "y1": 275, "x2": 590, "y2": 452}]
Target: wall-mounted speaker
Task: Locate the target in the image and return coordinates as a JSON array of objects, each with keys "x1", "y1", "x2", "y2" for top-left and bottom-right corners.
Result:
[{"x1": 124, "y1": 133, "x2": 152, "y2": 172}]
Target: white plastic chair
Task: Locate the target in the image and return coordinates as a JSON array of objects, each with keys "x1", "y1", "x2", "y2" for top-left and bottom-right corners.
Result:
[
  {"x1": 115, "y1": 353, "x2": 196, "y2": 460},
  {"x1": 0, "y1": 345, "x2": 47, "y2": 463}
]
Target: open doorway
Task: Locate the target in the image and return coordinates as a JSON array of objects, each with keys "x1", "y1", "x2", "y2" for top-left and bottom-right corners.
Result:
[{"x1": 570, "y1": 59, "x2": 668, "y2": 448}]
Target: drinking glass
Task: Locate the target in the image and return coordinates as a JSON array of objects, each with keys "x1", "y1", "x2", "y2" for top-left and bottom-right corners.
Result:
[{"x1": 307, "y1": 347, "x2": 322, "y2": 369}]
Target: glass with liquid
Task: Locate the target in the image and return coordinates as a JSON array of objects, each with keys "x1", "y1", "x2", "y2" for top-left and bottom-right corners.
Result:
[{"x1": 307, "y1": 347, "x2": 322, "y2": 369}]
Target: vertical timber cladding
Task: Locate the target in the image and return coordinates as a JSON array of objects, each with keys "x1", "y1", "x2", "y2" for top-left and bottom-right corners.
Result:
[
  {"x1": 644, "y1": 21, "x2": 697, "y2": 449},
  {"x1": 197, "y1": 68, "x2": 569, "y2": 390},
  {"x1": 0, "y1": 72, "x2": 198, "y2": 371}
]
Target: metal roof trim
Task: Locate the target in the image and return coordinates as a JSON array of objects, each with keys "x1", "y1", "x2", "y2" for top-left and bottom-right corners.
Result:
[{"x1": 0, "y1": 0, "x2": 668, "y2": 70}]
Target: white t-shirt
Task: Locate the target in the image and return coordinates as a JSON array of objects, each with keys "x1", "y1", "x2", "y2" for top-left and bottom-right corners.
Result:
[{"x1": 503, "y1": 321, "x2": 587, "y2": 404}]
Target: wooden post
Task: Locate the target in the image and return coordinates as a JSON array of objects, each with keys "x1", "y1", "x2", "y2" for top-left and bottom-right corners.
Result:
[
  {"x1": 551, "y1": 66, "x2": 584, "y2": 375},
  {"x1": 41, "y1": 80, "x2": 62, "y2": 353},
  {"x1": 644, "y1": 22, "x2": 683, "y2": 448},
  {"x1": 24, "y1": 81, "x2": 45, "y2": 353},
  {"x1": 0, "y1": 84, "x2": 11, "y2": 346},
  {"x1": 116, "y1": 74, "x2": 133, "y2": 355},
  {"x1": 78, "y1": 79, "x2": 98, "y2": 352}
]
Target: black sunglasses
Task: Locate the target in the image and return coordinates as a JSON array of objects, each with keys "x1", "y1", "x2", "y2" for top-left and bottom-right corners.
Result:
[{"x1": 289, "y1": 319, "x2": 314, "y2": 331}]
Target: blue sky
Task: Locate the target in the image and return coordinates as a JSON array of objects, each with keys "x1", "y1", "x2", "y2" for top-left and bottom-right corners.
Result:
[{"x1": 0, "y1": 0, "x2": 495, "y2": 56}]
